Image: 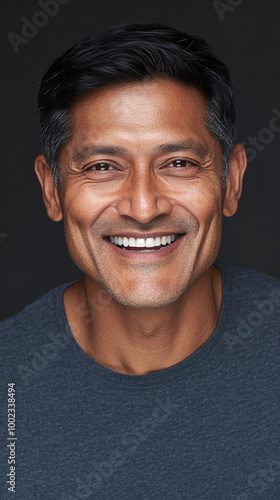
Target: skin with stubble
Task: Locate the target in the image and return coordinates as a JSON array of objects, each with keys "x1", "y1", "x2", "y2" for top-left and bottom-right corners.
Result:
[{"x1": 35, "y1": 78, "x2": 247, "y2": 375}]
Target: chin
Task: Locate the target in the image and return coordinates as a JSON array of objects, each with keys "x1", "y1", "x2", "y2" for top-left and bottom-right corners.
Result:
[{"x1": 102, "y1": 283, "x2": 185, "y2": 309}]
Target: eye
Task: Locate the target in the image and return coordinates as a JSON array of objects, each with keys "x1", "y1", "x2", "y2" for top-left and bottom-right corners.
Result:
[
  {"x1": 162, "y1": 158, "x2": 200, "y2": 178},
  {"x1": 167, "y1": 159, "x2": 197, "y2": 168},
  {"x1": 88, "y1": 163, "x2": 115, "y2": 171}
]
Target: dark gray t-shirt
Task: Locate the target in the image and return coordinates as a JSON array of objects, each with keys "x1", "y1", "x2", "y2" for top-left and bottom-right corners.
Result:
[{"x1": 1, "y1": 262, "x2": 280, "y2": 499}]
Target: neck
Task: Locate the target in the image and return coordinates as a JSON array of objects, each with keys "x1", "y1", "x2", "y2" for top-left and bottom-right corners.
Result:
[{"x1": 63, "y1": 264, "x2": 222, "y2": 375}]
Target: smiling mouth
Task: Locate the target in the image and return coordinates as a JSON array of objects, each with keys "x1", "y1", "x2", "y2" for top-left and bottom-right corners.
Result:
[{"x1": 108, "y1": 234, "x2": 182, "y2": 252}]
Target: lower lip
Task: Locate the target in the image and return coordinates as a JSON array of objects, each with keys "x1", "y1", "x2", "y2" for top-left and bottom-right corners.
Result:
[{"x1": 105, "y1": 235, "x2": 184, "y2": 260}]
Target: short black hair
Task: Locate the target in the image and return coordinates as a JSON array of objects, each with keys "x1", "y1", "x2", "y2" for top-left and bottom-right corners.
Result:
[{"x1": 38, "y1": 22, "x2": 237, "y2": 186}]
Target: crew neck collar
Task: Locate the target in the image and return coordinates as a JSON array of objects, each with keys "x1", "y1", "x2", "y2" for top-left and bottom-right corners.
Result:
[{"x1": 54, "y1": 261, "x2": 231, "y2": 387}]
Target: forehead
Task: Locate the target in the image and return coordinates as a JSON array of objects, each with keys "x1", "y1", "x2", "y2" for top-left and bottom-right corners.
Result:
[{"x1": 67, "y1": 78, "x2": 218, "y2": 155}]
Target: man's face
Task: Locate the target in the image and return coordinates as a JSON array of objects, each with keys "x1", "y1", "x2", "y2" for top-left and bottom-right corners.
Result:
[{"x1": 56, "y1": 79, "x2": 229, "y2": 307}]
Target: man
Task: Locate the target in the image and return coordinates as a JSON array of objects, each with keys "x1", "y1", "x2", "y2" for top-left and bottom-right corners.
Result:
[{"x1": 1, "y1": 22, "x2": 279, "y2": 499}]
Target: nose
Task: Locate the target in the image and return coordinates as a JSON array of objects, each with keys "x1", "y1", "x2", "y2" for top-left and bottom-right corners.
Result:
[{"x1": 116, "y1": 167, "x2": 172, "y2": 223}]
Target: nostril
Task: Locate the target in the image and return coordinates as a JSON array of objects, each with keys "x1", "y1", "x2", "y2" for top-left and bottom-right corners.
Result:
[{"x1": 116, "y1": 192, "x2": 172, "y2": 223}]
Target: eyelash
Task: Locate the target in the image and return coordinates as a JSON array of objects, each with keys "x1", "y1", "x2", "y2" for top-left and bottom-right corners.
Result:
[
  {"x1": 86, "y1": 163, "x2": 116, "y2": 171},
  {"x1": 165, "y1": 159, "x2": 198, "y2": 169},
  {"x1": 86, "y1": 159, "x2": 199, "y2": 171}
]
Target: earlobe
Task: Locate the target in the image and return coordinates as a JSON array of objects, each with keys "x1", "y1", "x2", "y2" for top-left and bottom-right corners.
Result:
[
  {"x1": 223, "y1": 143, "x2": 247, "y2": 217},
  {"x1": 34, "y1": 154, "x2": 63, "y2": 221}
]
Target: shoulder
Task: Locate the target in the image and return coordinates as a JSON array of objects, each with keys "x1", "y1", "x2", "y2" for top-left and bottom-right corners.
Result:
[
  {"x1": 217, "y1": 261, "x2": 280, "y2": 303},
  {"x1": 217, "y1": 260, "x2": 280, "y2": 331},
  {"x1": 0, "y1": 282, "x2": 72, "y2": 366},
  {"x1": 1, "y1": 283, "x2": 66, "y2": 330},
  {"x1": 216, "y1": 262, "x2": 280, "y2": 354}
]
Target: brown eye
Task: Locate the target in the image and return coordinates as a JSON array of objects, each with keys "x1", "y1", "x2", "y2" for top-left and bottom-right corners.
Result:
[
  {"x1": 90, "y1": 163, "x2": 114, "y2": 171},
  {"x1": 162, "y1": 158, "x2": 200, "y2": 178},
  {"x1": 169, "y1": 160, "x2": 196, "y2": 168}
]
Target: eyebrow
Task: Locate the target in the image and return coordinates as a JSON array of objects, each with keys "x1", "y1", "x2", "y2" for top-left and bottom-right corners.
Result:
[{"x1": 72, "y1": 140, "x2": 210, "y2": 165}]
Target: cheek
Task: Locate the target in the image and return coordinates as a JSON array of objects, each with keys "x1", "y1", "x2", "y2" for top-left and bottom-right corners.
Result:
[
  {"x1": 199, "y1": 193, "x2": 223, "y2": 225},
  {"x1": 177, "y1": 181, "x2": 223, "y2": 230},
  {"x1": 197, "y1": 193, "x2": 224, "y2": 249},
  {"x1": 59, "y1": 186, "x2": 107, "y2": 263},
  {"x1": 62, "y1": 184, "x2": 110, "y2": 228}
]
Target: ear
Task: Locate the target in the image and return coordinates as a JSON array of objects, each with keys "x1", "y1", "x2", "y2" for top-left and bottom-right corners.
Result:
[
  {"x1": 223, "y1": 143, "x2": 247, "y2": 217},
  {"x1": 34, "y1": 155, "x2": 63, "y2": 221}
]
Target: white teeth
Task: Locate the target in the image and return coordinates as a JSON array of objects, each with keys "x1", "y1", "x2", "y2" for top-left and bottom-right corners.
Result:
[
  {"x1": 136, "y1": 238, "x2": 146, "y2": 247},
  {"x1": 128, "y1": 237, "x2": 136, "y2": 247},
  {"x1": 155, "y1": 236, "x2": 161, "y2": 246},
  {"x1": 146, "y1": 237, "x2": 155, "y2": 248},
  {"x1": 109, "y1": 234, "x2": 178, "y2": 249}
]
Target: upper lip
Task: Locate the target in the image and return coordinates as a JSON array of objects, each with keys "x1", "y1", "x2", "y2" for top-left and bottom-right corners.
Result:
[{"x1": 105, "y1": 232, "x2": 185, "y2": 239}]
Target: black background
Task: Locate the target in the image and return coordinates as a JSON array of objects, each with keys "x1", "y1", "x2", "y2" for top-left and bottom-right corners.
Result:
[{"x1": 1, "y1": 0, "x2": 279, "y2": 320}]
